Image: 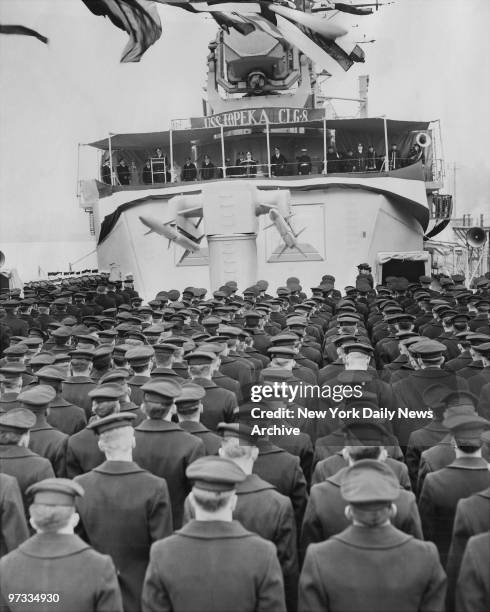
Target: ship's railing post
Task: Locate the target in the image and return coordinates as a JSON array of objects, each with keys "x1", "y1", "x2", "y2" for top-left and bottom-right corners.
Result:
[
  {"x1": 220, "y1": 125, "x2": 226, "y2": 178},
  {"x1": 383, "y1": 116, "x2": 389, "y2": 172},
  {"x1": 265, "y1": 119, "x2": 271, "y2": 178},
  {"x1": 169, "y1": 128, "x2": 174, "y2": 183},
  {"x1": 323, "y1": 117, "x2": 327, "y2": 175},
  {"x1": 108, "y1": 132, "x2": 114, "y2": 185}
]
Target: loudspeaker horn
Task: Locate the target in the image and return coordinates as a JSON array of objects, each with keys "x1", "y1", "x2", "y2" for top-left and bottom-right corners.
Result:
[
  {"x1": 466, "y1": 226, "x2": 487, "y2": 248},
  {"x1": 416, "y1": 132, "x2": 432, "y2": 148}
]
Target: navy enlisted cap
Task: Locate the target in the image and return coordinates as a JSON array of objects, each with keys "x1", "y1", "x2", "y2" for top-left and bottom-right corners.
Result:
[
  {"x1": 473, "y1": 342, "x2": 490, "y2": 356},
  {"x1": 267, "y1": 346, "x2": 298, "y2": 358},
  {"x1": 88, "y1": 384, "x2": 126, "y2": 401},
  {"x1": 141, "y1": 379, "x2": 182, "y2": 400},
  {"x1": 125, "y1": 346, "x2": 154, "y2": 365},
  {"x1": 340, "y1": 459, "x2": 400, "y2": 504},
  {"x1": 261, "y1": 367, "x2": 294, "y2": 381},
  {"x1": 36, "y1": 366, "x2": 67, "y2": 382},
  {"x1": 186, "y1": 351, "x2": 216, "y2": 365},
  {"x1": 153, "y1": 343, "x2": 179, "y2": 355},
  {"x1": 3, "y1": 344, "x2": 28, "y2": 356},
  {"x1": 408, "y1": 339, "x2": 447, "y2": 357},
  {"x1": 69, "y1": 348, "x2": 95, "y2": 360},
  {"x1": 0, "y1": 407, "x2": 36, "y2": 433},
  {"x1": 29, "y1": 353, "x2": 55, "y2": 367},
  {"x1": 197, "y1": 342, "x2": 227, "y2": 354},
  {"x1": 0, "y1": 363, "x2": 27, "y2": 377},
  {"x1": 26, "y1": 478, "x2": 85, "y2": 506},
  {"x1": 442, "y1": 411, "x2": 489, "y2": 434},
  {"x1": 18, "y1": 385, "x2": 57, "y2": 407},
  {"x1": 186, "y1": 456, "x2": 247, "y2": 492},
  {"x1": 175, "y1": 383, "x2": 206, "y2": 413},
  {"x1": 99, "y1": 369, "x2": 131, "y2": 384},
  {"x1": 87, "y1": 411, "x2": 137, "y2": 434},
  {"x1": 342, "y1": 342, "x2": 374, "y2": 355},
  {"x1": 217, "y1": 422, "x2": 259, "y2": 444}
]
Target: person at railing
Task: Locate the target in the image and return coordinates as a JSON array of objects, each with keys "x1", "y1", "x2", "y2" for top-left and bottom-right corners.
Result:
[
  {"x1": 365, "y1": 145, "x2": 379, "y2": 172},
  {"x1": 297, "y1": 148, "x2": 312, "y2": 175},
  {"x1": 233, "y1": 152, "x2": 245, "y2": 176},
  {"x1": 152, "y1": 147, "x2": 170, "y2": 183},
  {"x1": 326, "y1": 145, "x2": 341, "y2": 173},
  {"x1": 388, "y1": 143, "x2": 402, "y2": 170},
  {"x1": 101, "y1": 159, "x2": 111, "y2": 184},
  {"x1": 271, "y1": 146, "x2": 288, "y2": 176},
  {"x1": 200, "y1": 154, "x2": 216, "y2": 180},
  {"x1": 181, "y1": 157, "x2": 198, "y2": 181},
  {"x1": 116, "y1": 159, "x2": 130, "y2": 185},
  {"x1": 356, "y1": 143, "x2": 366, "y2": 172},
  {"x1": 142, "y1": 160, "x2": 152, "y2": 184},
  {"x1": 240, "y1": 151, "x2": 258, "y2": 177},
  {"x1": 341, "y1": 149, "x2": 357, "y2": 172}
]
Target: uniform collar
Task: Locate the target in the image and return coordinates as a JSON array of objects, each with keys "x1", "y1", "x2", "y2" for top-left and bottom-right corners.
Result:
[
  {"x1": 93, "y1": 460, "x2": 146, "y2": 474},
  {"x1": 0, "y1": 445, "x2": 36, "y2": 458},
  {"x1": 410, "y1": 369, "x2": 453, "y2": 379},
  {"x1": 50, "y1": 395, "x2": 72, "y2": 407},
  {"x1": 334, "y1": 524, "x2": 413, "y2": 549},
  {"x1": 18, "y1": 534, "x2": 90, "y2": 559},
  {"x1": 447, "y1": 456, "x2": 489, "y2": 470},
  {"x1": 190, "y1": 377, "x2": 217, "y2": 389},
  {"x1": 64, "y1": 376, "x2": 94, "y2": 384},
  {"x1": 135, "y1": 419, "x2": 183, "y2": 433},
  {"x1": 327, "y1": 465, "x2": 348, "y2": 486},
  {"x1": 128, "y1": 375, "x2": 150, "y2": 384},
  {"x1": 477, "y1": 487, "x2": 490, "y2": 499},
  {"x1": 256, "y1": 439, "x2": 284, "y2": 454},
  {"x1": 177, "y1": 520, "x2": 251, "y2": 539},
  {"x1": 237, "y1": 473, "x2": 276, "y2": 494},
  {"x1": 179, "y1": 421, "x2": 209, "y2": 434}
]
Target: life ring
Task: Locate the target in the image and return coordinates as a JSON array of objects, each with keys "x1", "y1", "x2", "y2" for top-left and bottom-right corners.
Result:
[{"x1": 416, "y1": 132, "x2": 432, "y2": 148}]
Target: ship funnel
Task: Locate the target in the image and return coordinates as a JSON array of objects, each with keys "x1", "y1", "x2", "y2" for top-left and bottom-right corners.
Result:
[
  {"x1": 416, "y1": 132, "x2": 431, "y2": 148},
  {"x1": 466, "y1": 226, "x2": 487, "y2": 248},
  {"x1": 0, "y1": 251, "x2": 5, "y2": 268}
]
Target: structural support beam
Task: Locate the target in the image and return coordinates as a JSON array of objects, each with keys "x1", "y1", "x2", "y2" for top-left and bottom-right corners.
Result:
[
  {"x1": 169, "y1": 128, "x2": 174, "y2": 183},
  {"x1": 383, "y1": 115, "x2": 389, "y2": 172},
  {"x1": 323, "y1": 117, "x2": 327, "y2": 174},
  {"x1": 108, "y1": 132, "x2": 114, "y2": 185},
  {"x1": 220, "y1": 125, "x2": 226, "y2": 178},
  {"x1": 265, "y1": 120, "x2": 272, "y2": 178}
]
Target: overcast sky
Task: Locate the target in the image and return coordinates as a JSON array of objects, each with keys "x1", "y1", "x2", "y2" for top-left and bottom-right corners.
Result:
[{"x1": 1, "y1": 0, "x2": 489, "y2": 246}]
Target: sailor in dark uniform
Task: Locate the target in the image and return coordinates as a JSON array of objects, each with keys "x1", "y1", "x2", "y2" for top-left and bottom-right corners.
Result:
[
  {"x1": 133, "y1": 380, "x2": 205, "y2": 528},
  {"x1": 365, "y1": 144, "x2": 379, "y2": 171},
  {"x1": 18, "y1": 385, "x2": 67, "y2": 477},
  {"x1": 297, "y1": 148, "x2": 312, "y2": 175},
  {"x1": 271, "y1": 146, "x2": 288, "y2": 176},
  {"x1": 0, "y1": 473, "x2": 29, "y2": 558},
  {"x1": 0, "y1": 478, "x2": 123, "y2": 612},
  {"x1": 174, "y1": 383, "x2": 222, "y2": 455},
  {"x1": 116, "y1": 159, "x2": 131, "y2": 185},
  {"x1": 389, "y1": 143, "x2": 402, "y2": 170},
  {"x1": 181, "y1": 157, "x2": 197, "y2": 181},
  {"x1": 0, "y1": 407, "x2": 55, "y2": 509},
  {"x1": 200, "y1": 154, "x2": 216, "y2": 180},
  {"x1": 455, "y1": 532, "x2": 490, "y2": 612},
  {"x1": 299, "y1": 460, "x2": 446, "y2": 612},
  {"x1": 142, "y1": 456, "x2": 286, "y2": 612},
  {"x1": 418, "y1": 412, "x2": 490, "y2": 567},
  {"x1": 75, "y1": 412, "x2": 173, "y2": 612}
]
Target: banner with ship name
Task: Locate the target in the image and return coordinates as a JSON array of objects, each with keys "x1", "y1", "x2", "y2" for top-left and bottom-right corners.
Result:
[{"x1": 190, "y1": 107, "x2": 326, "y2": 129}]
